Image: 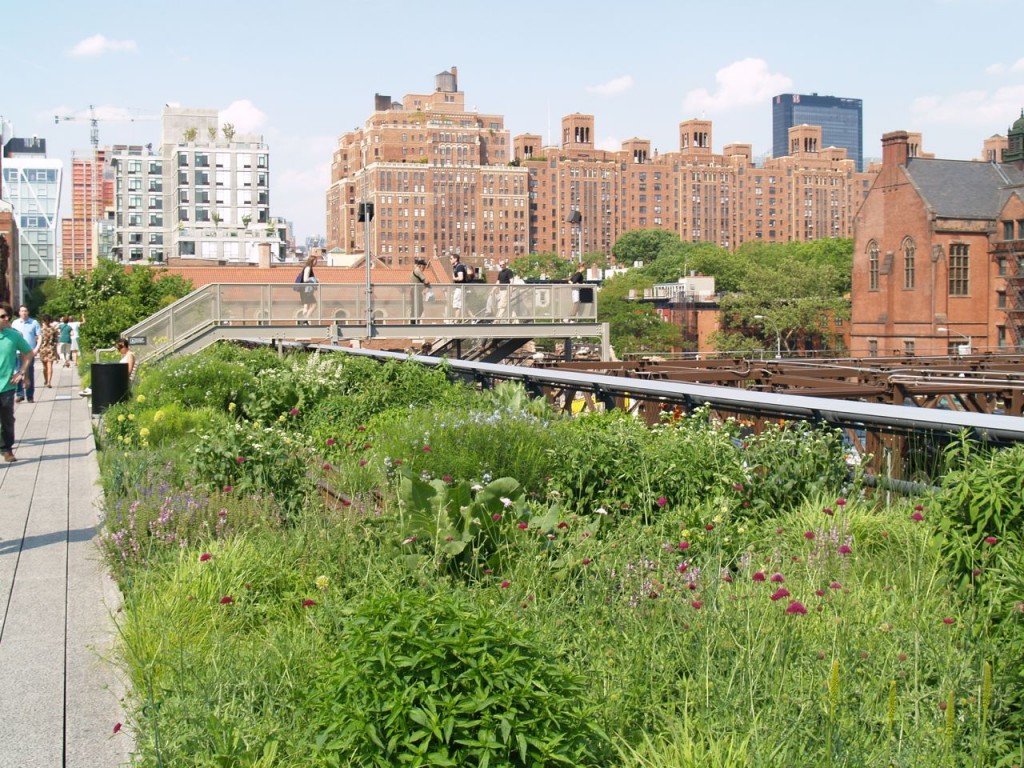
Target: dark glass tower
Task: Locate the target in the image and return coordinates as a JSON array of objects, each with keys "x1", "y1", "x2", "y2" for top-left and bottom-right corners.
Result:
[{"x1": 773, "y1": 93, "x2": 864, "y2": 171}]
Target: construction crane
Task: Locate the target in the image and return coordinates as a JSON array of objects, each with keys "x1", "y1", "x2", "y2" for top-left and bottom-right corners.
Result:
[{"x1": 54, "y1": 104, "x2": 159, "y2": 148}]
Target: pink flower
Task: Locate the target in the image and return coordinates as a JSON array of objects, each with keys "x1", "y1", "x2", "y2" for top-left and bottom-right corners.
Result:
[
  {"x1": 691, "y1": 600, "x2": 704, "y2": 610},
  {"x1": 942, "y1": 617, "x2": 955, "y2": 625},
  {"x1": 815, "y1": 589, "x2": 825, "y2": 597},
  {"x1": 322, "y1": 463, "x2": 332, "y2": 471},
  {"x1": 752, "y1": 571, "x2": 766, "y2": 582},
  {"x1": 362, "y1": 443, "x2": 372, "y2": 450},
  {"x1": 517, "y1": 522, "x2": 528, "y2": 530},
  {"x1": 678, "y1": 541, "x2": 690, "y2": 550},
  {"x1": 341, "y1": 498, "x2": 352, "y2": 507},
  {"x1": 302, "y1": 599, "x2": 316, "y2": 608},
  {"x1": 656, "y1": 496, "x2": 668, "y2": 508},
  {"x1": 705, "y1": 523, "x2": 715, "y2": 531},
  {"x1": 804, "y1": 531, "x2": 815, "y2": 540},
  {"x1": 972, "y1": 568, "x2": 982, "y2": 576},
  {"x1": 358, "y1": 459, "x2": 367, "y2": 466},
  {"x1": 442, "y1": 475, "x2": 453, "y2": 483},
  {"x1": 582, "y1": 558, "x2": 592, "y2": 565},
  {"x1": 500, "y1": 580, "x2": 511, "y2": 589},
  {"x1": 914, "y1": 504, "x2": 924, "y2": 511},
  {"x1": 770, "y1": 573, "x2": 785, "y2": 583},
  {"x1": 326, "y1": 438, "x2": 336, "y2": 447},
  {"x1": 770, "y1": 587, "x2": 791, "y2": 601},
  {"x1": 836, "y1": 498, "x2": 846, "y2": 507},
  {"x1": 223, "y1": 485, "x2": 233, "y2": 493},
  {"x1": 829, "y1": 581, "x2": 842, "y2": 590},
  {"x1": 219, "y1": 595, "x2": 234, "y2": 605},
  {"x1": 823, "y1": 507, "x2": 834, "y2": 516},
  {"x1": 492, "y1": 513, "x2": 502, "y2": 521},
  {"x1": 199, "y1": 553, "x2": 212, "y2": 562},
  {"x1": 911, "y1": 511, "x2": 924, "y2": 521},
  {"x1": 676, "y1": 562, "x2": 689, "y2": 573},
  {"x1": 837, "y1": 544, "x2": 852, "y2": 555},
  {"x1": 732, "y1": 483, "x2": 744, "y2": 492},
  {"x1": 289, "y1": 407, "x2": 300, "y2": 417},
  {"x1": 235, "y1": 456, "x2": 245, "y2": 464},
  {"x1": 786, "y1": 601, "x2": 807, "y2": 614},
  {"x1": 984, "y1": 536, "x2": 998, "y2": 545},
  {"x1": 113, "y1": 722, "x2": 122, "y2": 735},
  {"x1": 422, "y1": 445, "x2": 431, "y2": 452}
]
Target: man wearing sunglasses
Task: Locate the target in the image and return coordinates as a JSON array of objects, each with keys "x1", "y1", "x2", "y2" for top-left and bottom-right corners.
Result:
[
  {"x1": 0, "y1": 303, "x2": 35, "y2": 462},
  {"x1": 10, "y1": 305, "x2": 40, "y2": 403}
]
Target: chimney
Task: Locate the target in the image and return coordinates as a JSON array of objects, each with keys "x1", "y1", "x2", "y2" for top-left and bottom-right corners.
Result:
[
  {"x1": 881, "y1": 131, "x2": 910, "y2": 168},
  {"x1": 257, "y1": 242, "x2": 271, "y2": 268}
]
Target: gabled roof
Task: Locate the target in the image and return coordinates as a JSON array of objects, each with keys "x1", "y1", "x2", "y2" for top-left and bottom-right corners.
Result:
[{"x1": 904, "y1": 158, "x2": 1024, "y2": 219}]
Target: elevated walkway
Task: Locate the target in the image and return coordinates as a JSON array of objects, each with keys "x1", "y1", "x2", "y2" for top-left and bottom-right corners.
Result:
[
  {"x1": 123, "y1": 282, "x2": 608, "y2": 363},
  {"x1": 0, "y1": 362, "x2": 131, "y2": 767}
]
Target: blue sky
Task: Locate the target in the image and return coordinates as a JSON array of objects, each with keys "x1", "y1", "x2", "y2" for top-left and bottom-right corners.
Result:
[{"x1": 3, "y1": 0, "x2": 1022, "y2": 242}]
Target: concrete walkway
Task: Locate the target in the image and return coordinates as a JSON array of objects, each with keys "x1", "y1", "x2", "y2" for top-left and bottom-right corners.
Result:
[{"x1": 0, "y1": 361, "x2": 131, "y2": 767}]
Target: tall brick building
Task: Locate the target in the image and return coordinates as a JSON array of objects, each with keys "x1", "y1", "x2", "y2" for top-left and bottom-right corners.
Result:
[
  {"x1": 60, "y1": 149, "x2": 113, "y2": 275},
  {"x1": 850, "y1": 113, "x2": 1024, "y2": 356},
  {"x1": 326, "y1": 68, "x2": 876, "y2": 269}
]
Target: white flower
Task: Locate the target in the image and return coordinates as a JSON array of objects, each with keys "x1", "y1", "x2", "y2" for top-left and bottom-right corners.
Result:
[
  {"x1": 471, "y1": 484, "x2": 483, "y2": 492},
  {"x1": 595, "y1": 507, "x2": 608, "y2": 515},
  {"x1": 500, "y1": 497, "x2": 513, "y2": 508}
]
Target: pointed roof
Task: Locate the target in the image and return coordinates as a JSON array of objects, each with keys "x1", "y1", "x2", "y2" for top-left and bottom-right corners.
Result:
[{"x1": 903, "y1": 157, "x2": 1024, "y2": 219}]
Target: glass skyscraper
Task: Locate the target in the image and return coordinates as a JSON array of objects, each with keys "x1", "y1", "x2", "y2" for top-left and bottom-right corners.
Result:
[{"x1": 773, "y1": 93, "x2": 864, "y2": 171}]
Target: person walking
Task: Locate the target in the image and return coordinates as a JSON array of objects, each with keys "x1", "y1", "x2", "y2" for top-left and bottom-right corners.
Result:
[
  {"x1": 410, "y1": 257, "x2": 432, "y2": 324},
  {"x1": 296, "y1": 254, "x2": 319, "y2": 324},
  {"x1": 38, "y1": 315, "x2": 59, "y2": 387},
  {"x1": 568, "y1": 264, "x2": 586, "y2": 320},
  {"x1": 449, "y1": 253, "x2": 468, "y2": 321},
  {"x1": 58, "y1": 315, "x2": 72, "y2": 367},
  {"x1": 493, "y1": 259, "x2": 514, "y2": 320},
  {"x1": 10, "y1": 305, "x2": 40, "y2": 403},
  {"x1": 0, "y1": 303, "x2": 35, "y2": 462},
  {"x1": 68, "y1": 314, "x2": 83, "y2": 366}
]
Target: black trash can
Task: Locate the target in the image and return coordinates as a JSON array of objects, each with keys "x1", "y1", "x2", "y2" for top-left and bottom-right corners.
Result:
[{"x1": 91, "y1": 362, "x2": 130, "y2": 415}]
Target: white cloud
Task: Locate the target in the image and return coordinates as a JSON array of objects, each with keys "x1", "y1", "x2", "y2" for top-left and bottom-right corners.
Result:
[
  {"x1": 683, "y1": 58, "x2": 792, "y2": 114},
  {"x1": 985, "y1": 58, "x2": 1024, "y2": 75},
  {"x1": 1012, "y1": 58, "x2": 1024, "y2": 73},
  {"x1": 910, "y1": 84, "x2": 1024, "y2": 127},
  {"x1": 586, "y1": 76, "x2": 634, "y2": 97},
  {"x1": 596, "y1": 136, "x2": 621, "y2": 152},
  {"x1": 68, "y1": 34, "x2": 137, "y2": 57},
  {"x1": 985, "y1": 63, "x2": 1005, "y2": 76},
  {"x1": 219, "y1": 100, "x2": 267, "y2": 134}
]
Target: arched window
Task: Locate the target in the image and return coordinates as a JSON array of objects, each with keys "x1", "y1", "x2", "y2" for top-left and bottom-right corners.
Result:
[
  {"x1": 868, "y1": 240, "x2": 880, "y2": 291},
  {"x1": 902, "y1": 237, "x2": 916, "y2": 290}
]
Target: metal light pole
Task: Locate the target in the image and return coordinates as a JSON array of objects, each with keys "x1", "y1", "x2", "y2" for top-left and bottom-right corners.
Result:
[
  {"x1": 754, "y1": 314, "x2": 781, "y2": 358},
  {"x1": 937, "y1": 327, "x2": 972, "y2": 355},
  {"x1": 362, "y1": 143, "x2": 373, "y2": 336}
]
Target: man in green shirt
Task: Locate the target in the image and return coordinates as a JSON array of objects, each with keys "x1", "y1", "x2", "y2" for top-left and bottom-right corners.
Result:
[{"x1": 0, "y1": 303, "x2": 35, "y2": 462}]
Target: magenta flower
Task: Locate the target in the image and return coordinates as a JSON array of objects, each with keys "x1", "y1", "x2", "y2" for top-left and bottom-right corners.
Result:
[
  {"x1": 914, "y1": 504, "x2": 924, "y2": 511},
  {"x1": 837, "y1": 544, "x2": 852, "y2": 555},
  {"x1": 752, "y1": 571, "x2": 766, "y2": 582},
  {"x1": 422, "y1": 445, "x2": 431, "y2": 452},
  {"x1": 910, "y1": 511, "x2": 924, "y2": 521},
  {"x1": 678, "y1": 541, "x2": 690, "y2": 550},
  {"x1": 786, "y1": 601, "x2": 807, "y2": 614},
  {"x1": 972, "y1": 568, "x2": 982, "y2": 576},
  {"x1": 557, "y1": 521, "x2": 569, "y2": 530},
  {"x1": 356, "y1": 425, "x2": 366, "y2": 432},
  {"x1": 829, "y1": 581, "x2": 842, "y2": 590},
  {"x1": 815, "y1": 588, "x2": 826, "y2": 597},
  {"x1": 676, "y1": 562, "x2": 689, "y2": 573},
  {"x1": 804, "y1": 531, "x2": 815, "y2": 540},
  {"x1": 836, "y1": 498, "x2": 846, "y2": 506},
  {"x1": 219, "y1": 595, "x2": 234, "y2": 605},
  {"x1": 113, "y1": 722, "x2": 122, "y2": 735},
  {"x1": 199, "y1": 553, "x2": 212, "y2": 562},
  {"x1": 705, "y1": 523, "x2": 715, "y2": 531},
  {"x1": 732, "y1": 483, "x2": 744, "y2": 492},
  {"x1": 442, "y1": 475, "x2": 453, "y2": 483},
  {"x1": 235, "y1": 456, "x2": 245, "y2": 464},
  {"x1": 581, "y1": 558, "x2": 592, "y2": 566},
  {"x1": 656, "y1": 496, "x2": 668, "y2": 508},
  {"x1": 362, "y1": 443, "x2": 372, "y2": 450},
  {"x1": 326, "y1": 438, "x2": 336, "y2": 447},
  {"x1": 289, "y1": 407, "x2": 300, "y2": 417},
  {"x1": 770, "y1": 573, "x2": 785, "y2": 583},
  {"x1": 942, "y1": 617, "x2": 955, "y2": 625},
  {"x1": 500, "y1": 580, "x2": 511, "y2": 589},
  {"x1": 691, "y1": 600, "x2": 705, "y2": 610},
  {"x1": 770, "y1": 587, "x2": 791, "y2": 601},
  {"x1": 358, "y1": 459, "x2": 367, "y2": 466},
  {"x1": 823, "y1": 507, "x2": 834, "y2": 516},
  {"x1": 984, "y1": 536, "x2": 998, "y2": 545},
  {"x1": 302, "y1": 599, "x2": 317, "y2": 608},
  {"x1": 517, "y1": 522, "x2": 528, "y2": 530},
  {"x1": 223, "y1": 485, "x2": 233, "y2": 493},
  {"x1": 492, "y1": 513, "x2": 502, "y2": 521}
]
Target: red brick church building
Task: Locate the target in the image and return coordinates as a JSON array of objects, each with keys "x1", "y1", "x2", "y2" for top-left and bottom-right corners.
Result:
[{"x1": 850, "y1": 111, "x2": 1024, "y2": 356}]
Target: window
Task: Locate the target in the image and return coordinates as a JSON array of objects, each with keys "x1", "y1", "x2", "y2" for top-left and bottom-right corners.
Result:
[
  {"x1": 1004, "y1": 220, "x2": 1015, "y2": 240},
  {"x1": 868, "y1": 339, "x2": 878, "y2": 357},
  {"x1": 127, "y1": 177, "x2": 142, "y2": 191},
  {"x1": 997, "y1": 291, "x2": 1007, "y2": 309},
  {"x1": 216, "y1": 170, "x2": 231, "y2": 187},
  {"x1": 178, "y1": 152, "x2": 189, "y2": 167},
  {"x1": 195, "y1": 207, "x2": 210, "y2": 222},
  {"x1": 868, "y1": 240, "x2": 879, "y2": 291},
  {"x1": 148, "y1": 178, "x2": 163, "y2": 192},
  {"x1": 903, "y1": 339, "x2": 915, "y2": 356},
  {"x1": 194, "y1": 170, "x2": 210, "y2": 186},
  {"x1": 128, "y1": 213, "x2": 142, "y2": 226},
  {"x1": 1019, "y1": 220, "x2": 1024, "y2": 240},
  {"x1": 148, "y1": 233, "x2": 164, "y2": 245},
  {"x1": 127, "y1": 160, "x2": 142, "y2": 174},
  {"x1": 948, "y1": 244, "x2": 969, "y2": 296},
  {"x1": 128, "y1": 195, "x2": 142, "y2": 209},
  {"x1": 902, "y1": 237, "x2": 916, "y2": 289},
  {"x1": 257, "y1": 155, "x2": 268, "y2": 168},
  {"x1": 178, "y1": 241, "x2": 195, "y2": 256},
  {"x1": 179, "y1": 189, "x2": 190, "y2": 204},
  {"x1": 149, "y1": 213, "x2": 163, "y2": 227},
  {"x1": 195, "y1": 153, "x2": 209, "y2": 168},
  {"x1": 148, "y1": 160, "x2": 162, "y2": 175},
  {"x1": 998, "y1": 257, "x2": 1007, "y2": 276}
]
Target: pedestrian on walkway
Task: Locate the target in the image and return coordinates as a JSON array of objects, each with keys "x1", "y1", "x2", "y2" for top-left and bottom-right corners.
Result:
[
  {"x1": 38, "y1": 314, "x2": 59, "y2": 387},
  {"x1": 410, "y1": 257, "x2": 432, "y2": 324},
  {"x1": 10, "y1": 305, "x2": 40, "y2": 403},
  {"x1": 69, "y1": 314, "x2": 83, "y2": 365},
  {"x1": 58, "y1": 315, "x2": 73, "y2": 366},
  {"x1": 0, "y1": 303, "x2": 36, "y2": 462}
]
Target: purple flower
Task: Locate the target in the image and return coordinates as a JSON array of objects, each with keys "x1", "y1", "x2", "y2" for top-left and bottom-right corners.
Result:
[
  {"x1": 289, "y1": 407, "x2": 300, "y2": 417},
  {"x1": 910, "y1": 511, "x2": 924, "y2": 521},
  {"x1": 199, "y1": 552, "x2": 212, "y2": 562},
  {"x1": 837, "y1": 544, "x2": 852, "y2": 555},
  {"x1": 656, "y1": 496, "x2": 668, "y2": 508},
  {"x1": 770, "y1": 587, "x2": 791, "y2": 601},
  {"x1": 326, "y1": 438, "x2": 336, "y2": 447},
  {"x1": 752, "y1": 571, "x2": 766, "y2": 582},
  {"x1": 500, "y1": 580, "x2": 511, "y2": 589},
  {"x1": 770, "y1": 573, "x2": 785, "y2": 583},
  {"x1": 829, "y1": 581, "x2": 842, "y2": 590},
  {"x1": 786, "y1": 601, "x2": 807, "y2": 614}
]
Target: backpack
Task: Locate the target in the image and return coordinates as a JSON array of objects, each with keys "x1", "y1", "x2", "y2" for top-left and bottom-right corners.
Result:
[{"x1": 293, "y1": 269, "x2": 306, "y2": 292}]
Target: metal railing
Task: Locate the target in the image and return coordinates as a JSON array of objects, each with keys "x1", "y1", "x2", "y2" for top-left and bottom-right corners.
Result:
[{"x1": 122, "y1": 282, "x2": 599, "y2": 362}]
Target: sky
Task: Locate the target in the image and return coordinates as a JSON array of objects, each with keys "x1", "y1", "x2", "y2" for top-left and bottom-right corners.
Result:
[{"x1": 2, "y1": 0, "x2": 1023, "y2": 243}]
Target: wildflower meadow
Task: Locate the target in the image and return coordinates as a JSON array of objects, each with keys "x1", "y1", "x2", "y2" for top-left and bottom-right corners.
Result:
[{"x1": 97, "y1": 344, "x2": 1024, "y2": 767}]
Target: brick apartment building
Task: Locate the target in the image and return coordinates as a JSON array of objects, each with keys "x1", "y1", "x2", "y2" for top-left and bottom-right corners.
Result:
[
  {"x1": 850, "y1": 112, "x2": 1024, "y2": 357},
  {"x1": 326, "y1": 68, "x2": 877, "y2": 270},
  {"x1": 60, "y1": 149, "x2": 113, "y2": 275}
]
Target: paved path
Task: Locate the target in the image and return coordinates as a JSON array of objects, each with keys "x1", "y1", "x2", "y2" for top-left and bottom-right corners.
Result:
[{"x1": 0, "y1": 361, "x2": 132, "y2": 767}]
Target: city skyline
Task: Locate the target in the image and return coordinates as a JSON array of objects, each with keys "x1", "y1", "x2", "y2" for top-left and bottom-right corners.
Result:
[{"x1": 3, "y1": 0, "x2": 1023, "y2": 243}]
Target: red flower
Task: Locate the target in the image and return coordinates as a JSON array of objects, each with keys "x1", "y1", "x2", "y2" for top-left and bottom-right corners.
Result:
[
  {"x1": 442, "y1": 475, "x2": 453, "y2": 483},
  {"x1": 199, "y1": 553, "x2": 212, "y2": 562},
  {"x1": 678, "y1": 540, "x2": 690, "y2": 550},
  {"x1": 557, "y1": 521, "x2": 569, "y2": 529},
  {"x1": 289, "y1": 407, "x2": 300, "y2": 417},
  {"x1": 823, "y1": 507, "x2": 834, "y2": 516},
  {"x1": 804, "y1": 531, "x2": 815, "y2": 540},
  {"x1": 705, "y1": 523, "x2": 715, "y2": 531},
  {"x1": 732, "y1": 483, "x2": 744, "y2": 492},
  {"x1": 656, "y1": 496, "x2": 668, "y2": 508},
  {"x1": 752, "y1": 571, "x2": 766, "y2": 582},
  {"x1": 362, "y1": 443, "x2": 372, "y2": 450},
  {"x1": 322, "y1": 463, "x2": 332, "y2": 471},
  {"x1": 914, "y1": 504, "x2": 924, "y2": 511},
  {"x1": 972, "y1": 568, "x2": 982, "y2": 576},
  {"x1": 581, "y1": 558, "x2": 592, "y2": 565},
  {"x1": 302, "y1": 599, "x2": 317, "y2": 607},
  {"x1": 837, "y1": 544, "x2": 852, "y2": 555},
  {"x1": 942, "y1": 617, "x2": 955, "y2": 625},
  {"x1": 492, "y1": 513, "x2": 502, "y2": 521},
  {"x1": 358, "y1": 459, "x2": 367, "y2": 466},
  {"x1": 356, "y1": 425, "x2": 366, "y2": 432},
  {"x1": 829, "y1": 581, "x2": 842, "y2": 590},
  {"x1": 676, "y1": 562, "x2": 689, "y2": 573},
  {"x1": 500, "y1": 580, "x2": 511, "y2": 589},
  {"x1": 235, "y1": 456, "x2": 245, "y2": 464},
  {"x1": 517, "y1": 522, "x2": 528, "y2": 530},
  {"x1": 898, "y1": 653, "x2": 908, "y2": 662},
  {"x1": 770, "y1": 587, "x2": 791, "y2": 601},
  {"x1": 691, "y1": 600, "x2": 704, "y2": 610},
  {"x1": 815, "y1": 589, "x2": 825, "y2": 597},
  {"x1": 223, "y1": 485, "x2": 233, "y2": 493},
  {"x1": 785, "y1": 601, "x2": 807, "y2": 614},
  {"x1": 984, "y1": 536, "x2": 998, "y2": 545},
  {"x1": 341, "y1": 498, "x2": 352, "y2": 507},
  {"x1": 910, "y1": 511, "x2": 924, "y2": 522},
  {"x1": 770, "y1": 573, "x2": 785, "y2": 583},
  {"x1": 836, "y1": 498, "x2": 846, "y2": 506},
  {"x1": 219, "y1": 595, "x2": 234, "y2": 605},
  {"x1": 422, "y1": 445, "x2": 431, "y2": 452},
  {"x1": 775, "y1": 527, "x2": 785, "y2": 535},
  {"x1": 113, "y1": 722, "x2": 122, "y2": 734},
  {"x1": 326, "y1": 438, "x2": 336, "y2": 447}
]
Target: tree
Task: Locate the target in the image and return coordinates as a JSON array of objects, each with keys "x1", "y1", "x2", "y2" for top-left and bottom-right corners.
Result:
[
  {"x1": 222, "y1": 123, "x2": 236, "y2": 141},
  {"x1": 597, "y1": 271, "x2": 680, "y2": 355},
  {"x1": 510, "y1": 252, "x2": 575, "y2": 281},
  {"x1": 611, "y1": 229, "x2": 682, "y2": 267}
]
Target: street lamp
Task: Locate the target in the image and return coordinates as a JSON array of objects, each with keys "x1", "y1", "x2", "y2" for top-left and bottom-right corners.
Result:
[
  {"x1": 754, "y1": 314, "x2": 782, "y2": 359},
  {"x1": 936, "y1": 327, "x2": 972, "y2": 355}
]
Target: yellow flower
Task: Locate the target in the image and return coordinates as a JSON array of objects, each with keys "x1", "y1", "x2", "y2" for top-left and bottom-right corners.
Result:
[
  {"x1": 139, "y1": 427, "x2": 150, "y2": 438},
  {"x1": 315, "y1": 575, "x2": 330, "y2": 591},
  {"x1": 681, "y1": 529, "x2": 690, "y2": 538},
  {"x1": 228, "y1": 402, "x2": 236, "y2": 413},
  {"x1": 127, "y1": 414, "x2": 135, "y2": 421},
  {"x1": 278, "y1": 414, "x2": 286, "y2": 423},
  {"x1": 153, "y1": 410, "x2": 164, "y2": 422},
  {"x1": 136, "y1": 394, "x2": 146, "y2": 404},
  {"x1": 117, "y1": 414, "x2": 126, "y2": 423}
]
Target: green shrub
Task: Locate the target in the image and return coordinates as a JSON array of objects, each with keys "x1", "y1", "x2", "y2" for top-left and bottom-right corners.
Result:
[
  {"x1": 307, "y1": 588, "x2": 612, "y2": 767},
  {"x1": 103, "y1": 400, "x2": 229, "y2": 449},
  {"x1": 133, "y1": 347, "x2": 258, "y2": 411}
]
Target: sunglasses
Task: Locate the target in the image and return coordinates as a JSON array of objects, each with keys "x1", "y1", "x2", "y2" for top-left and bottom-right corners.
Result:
[{"x1": 0, "y1": 314, "x2": 8, "y2": 319}]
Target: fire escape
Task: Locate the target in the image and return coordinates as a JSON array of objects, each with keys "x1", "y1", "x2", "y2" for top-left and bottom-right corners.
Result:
[{"x1": 997, "y1": 236, "x2": 1024, "y2": 351}]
